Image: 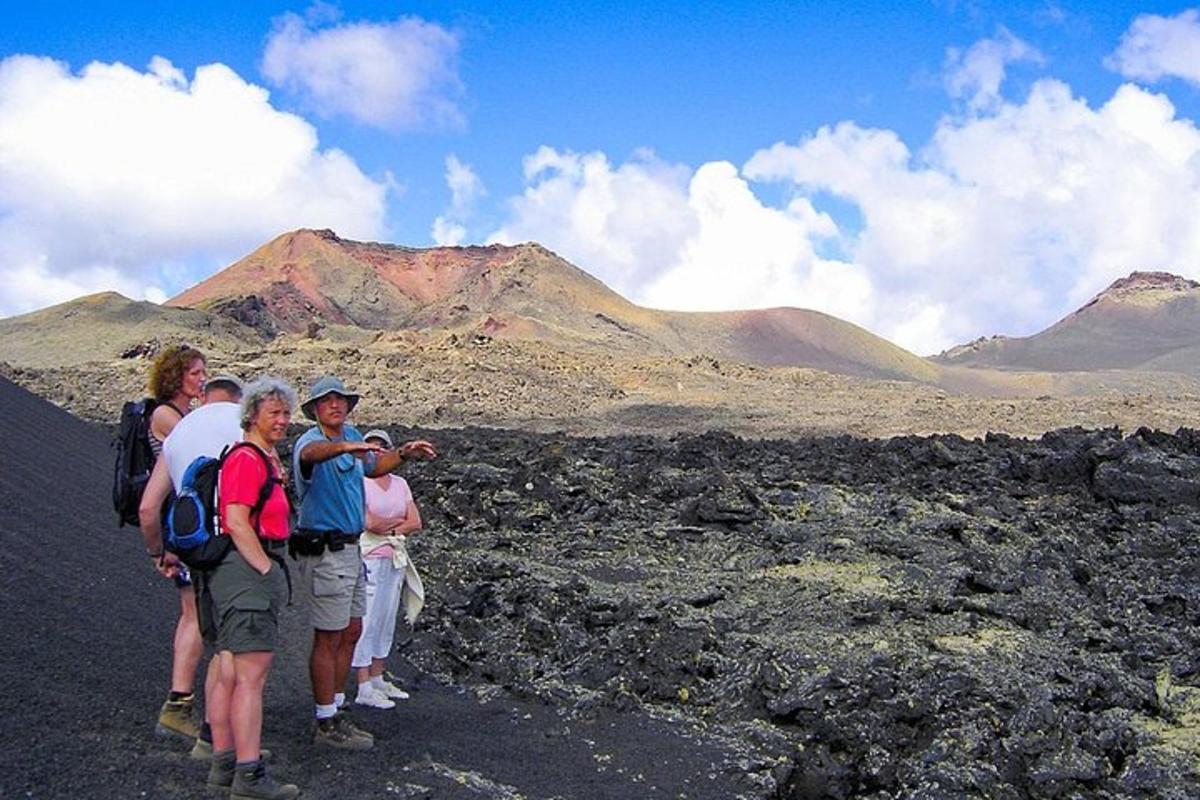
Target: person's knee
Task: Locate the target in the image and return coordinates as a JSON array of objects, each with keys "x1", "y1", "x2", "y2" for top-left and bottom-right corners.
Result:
[
  {"x1": 216, "y1": 651, "x2": 236, "y2": 679},
  {"x1": 313, "y1": 629, "x2": 341, "y2": 655},
  {"x1": 233, "y1": 653, "x2": 273, "y2": 687}
]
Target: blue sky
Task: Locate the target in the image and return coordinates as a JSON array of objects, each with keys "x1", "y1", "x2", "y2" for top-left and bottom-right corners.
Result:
[{"x1": 3, "y1": 1, "x2": 1200, "y2": 353}]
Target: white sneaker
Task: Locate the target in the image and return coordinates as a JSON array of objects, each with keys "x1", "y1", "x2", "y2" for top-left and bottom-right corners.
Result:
[
  {"x1": 376, "y1": 678, "x2": 410, "y2": 700},
  {"x1": 354, "y1": 686, "x2": 395, "y2": 709}
]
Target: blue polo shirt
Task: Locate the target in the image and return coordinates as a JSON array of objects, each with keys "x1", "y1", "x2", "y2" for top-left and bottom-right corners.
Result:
[{"x1": 293, "y1": 423, "x2": 378, "y2": 533}]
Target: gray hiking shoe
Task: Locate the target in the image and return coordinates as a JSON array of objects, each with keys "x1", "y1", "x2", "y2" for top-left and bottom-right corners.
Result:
[
  {"x1": 207, "y1": 749, "x2": 236, "y2": 789},
  {"x1": 313, "y1": 714, "x2": 373, "y2": 750},
  {"x1": 155, "y1": 694, "x2": 200, "y2": 739},
  {"x1": 229, "y1": 760, "x2": 299, "y2": 800}
]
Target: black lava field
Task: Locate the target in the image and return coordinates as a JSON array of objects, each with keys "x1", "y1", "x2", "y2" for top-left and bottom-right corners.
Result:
[{"x1": 393, "y1": 424, "x2": 1200, "y2": 799}]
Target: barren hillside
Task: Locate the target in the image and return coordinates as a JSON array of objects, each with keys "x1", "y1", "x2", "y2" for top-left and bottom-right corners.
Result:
[{"x1": 935, "y1": 272, "x2": 1200, "y2": 375}]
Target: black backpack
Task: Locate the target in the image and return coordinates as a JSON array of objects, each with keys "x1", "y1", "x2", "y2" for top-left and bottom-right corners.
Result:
[
  {"x1": 112, "y1": 398, "x2": 160, "y2": 527},
  {"x1": 163, "y1": 442, "x2": 279, "y2": 571}
]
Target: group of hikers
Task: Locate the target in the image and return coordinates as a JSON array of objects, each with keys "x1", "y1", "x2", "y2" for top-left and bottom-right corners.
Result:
[{"x1": 132, "y1": 344, "x2": 436, "y2": 800}]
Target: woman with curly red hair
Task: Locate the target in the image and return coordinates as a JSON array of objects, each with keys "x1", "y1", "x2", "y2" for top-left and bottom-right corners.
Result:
[
  {"x1": 146, "y1": 344, "x2": 208, "y2": 741},
  {"x1": 147, "y1": 344, "x2": 207, "y2": 458}
]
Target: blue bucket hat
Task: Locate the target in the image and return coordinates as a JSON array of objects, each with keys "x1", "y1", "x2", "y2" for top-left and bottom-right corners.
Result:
[{"x1": 301, "y1": 375, "x2": 360, "y2": 420}]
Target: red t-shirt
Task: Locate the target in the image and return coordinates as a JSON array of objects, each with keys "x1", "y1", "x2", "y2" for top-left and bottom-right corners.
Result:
[{"x1": 218, "y1": 445, "x2": 290, "y2": 541}]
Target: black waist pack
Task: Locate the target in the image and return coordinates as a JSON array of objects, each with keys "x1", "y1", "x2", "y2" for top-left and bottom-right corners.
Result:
[{"x1": 288, "y1": 529, "x2": 327, "y2": 558}]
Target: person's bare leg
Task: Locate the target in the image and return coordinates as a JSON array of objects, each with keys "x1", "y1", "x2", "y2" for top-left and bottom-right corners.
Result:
[
  {"x1": 230, "y1": 651, "x2": 273, "y2": 763},
  {"x1": 333, "y1": 618, "x2": 363, "y2": 696},
  {"x1": 203, "y1": 654, "x2": 220, "y2": 724},
  {"x1": 310, "y1": 630, "x2": 341, "y2": 705},
  {"x1": 172, "y1": 587, "x2": 204, "y2": 693},
  {"x1": 370, "y1": 658, "x2": 386, "y2": 679},
  {"x1": 210, "y1": 651, "x2": 236, "y2": 752}
]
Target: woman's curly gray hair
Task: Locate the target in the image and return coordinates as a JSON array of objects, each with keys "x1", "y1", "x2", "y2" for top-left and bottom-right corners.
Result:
[{"x1": 239, "y1": 376, "x2": 298, "y2": 431}]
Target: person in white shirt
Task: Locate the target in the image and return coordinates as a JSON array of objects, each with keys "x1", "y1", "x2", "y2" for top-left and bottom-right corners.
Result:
[{"x1": 139, "y1": 374, "x2": 244, "y2": 758}]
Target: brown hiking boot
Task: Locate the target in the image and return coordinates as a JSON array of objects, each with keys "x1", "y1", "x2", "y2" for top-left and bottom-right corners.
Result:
[
  {"x1": 313, "y1": 714, "x2": 373, "y2": 750},
  {"x1": 335, "y1": 708, "x2": 374, "y2": 741},
  {"x1": 155, "y1": 694, "x2": 199, "y2": 739},
  {"x1": 229, "y1": 760, "x2": 299, "y2": 800}
]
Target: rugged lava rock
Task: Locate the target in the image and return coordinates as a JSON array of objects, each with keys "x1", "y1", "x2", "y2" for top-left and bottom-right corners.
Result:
[{"x1": 383, "y1": 425, "x2": 1200, "y2": 799}]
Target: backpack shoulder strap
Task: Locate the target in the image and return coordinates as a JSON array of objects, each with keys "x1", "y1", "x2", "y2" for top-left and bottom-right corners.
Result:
[{"x1": 140, "y1": 398, "x2": 166, "y2": 424}]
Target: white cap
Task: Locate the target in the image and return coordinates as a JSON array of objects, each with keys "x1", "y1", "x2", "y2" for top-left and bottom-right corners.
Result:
[{"x1": 363, "y1": 428, "x2": 393, "y2": 448}]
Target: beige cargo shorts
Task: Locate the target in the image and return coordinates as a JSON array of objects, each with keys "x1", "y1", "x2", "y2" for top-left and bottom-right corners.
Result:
[{"x1": 294, "y1": 542, "x2": 367, "y2": 631}]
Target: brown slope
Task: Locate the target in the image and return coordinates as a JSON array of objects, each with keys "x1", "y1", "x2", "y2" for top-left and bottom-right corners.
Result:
[
  {"x1": 662, "y1": 308, "x2": 940, "y2": 381},
  {"x1": 934, "y1": 272, "x2": 1200, "y2": 375},
  {"x1": 0, "y1": 291, "x2": 262, "y2": 368},
  {"x1": 169, "y1": 228, "x2": 941, "y2": 382}
]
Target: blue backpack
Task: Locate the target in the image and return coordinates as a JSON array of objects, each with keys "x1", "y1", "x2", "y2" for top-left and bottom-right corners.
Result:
[{"x1": 163, "y1": 442, "x2": 278, "y2": 570}]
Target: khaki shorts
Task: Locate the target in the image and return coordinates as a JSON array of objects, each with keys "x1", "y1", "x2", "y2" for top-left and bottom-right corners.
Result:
[
  {"x1": 294, "y1": 543, "x2": 367, "y2": 631},
  {"x1": 197, "y1": 549, "x2": 287, "y2": 653}
]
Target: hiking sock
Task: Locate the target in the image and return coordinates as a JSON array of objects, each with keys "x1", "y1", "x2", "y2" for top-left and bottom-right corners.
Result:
[
  {"x1": 236, "y1": 758, "x2": 262, "y2": 771},
  {"x1": 315, "y1": 703, "x2": 337, "y2": 720},
  {"x1": 168, "y1": 691, "x2": 193, "y2": 703},
  {"x1": 369, "y1": 676, "x2": 387, "y2": 691},
  {"x1": 334, "y1": 692, "x2": 346, "y2": 709},
  {"x1": 359, "y1": 680, "x2": 374, "y2": 694}
]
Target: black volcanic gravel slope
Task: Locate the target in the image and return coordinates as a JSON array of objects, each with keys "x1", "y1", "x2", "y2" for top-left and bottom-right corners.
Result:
[{"x1": 0, "y1": 377, "x2": 749, "y2": 800}]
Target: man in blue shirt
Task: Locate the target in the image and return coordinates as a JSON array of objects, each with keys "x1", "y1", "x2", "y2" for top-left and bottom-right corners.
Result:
[{"x1": 292, "y1": 376, "x2": 435, "y2": 749}]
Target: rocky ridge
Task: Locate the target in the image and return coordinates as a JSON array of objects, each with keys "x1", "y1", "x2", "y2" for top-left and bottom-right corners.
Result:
[
  {"x1": 1082, "y1": 272, "x2": 1200, "y2": 306},
  {"x1": 7, "y1": 328, "x2": 1200, "y2": 440}
]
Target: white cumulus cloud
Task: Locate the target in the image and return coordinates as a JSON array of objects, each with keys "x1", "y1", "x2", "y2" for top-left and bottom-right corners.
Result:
[
  {"x1": 0, "y1": 54, "x2": 388, "y2": 317},
  {"x1": 640, "y1": 162, "x2": 871, "y2": 325},
  {"x1": 746, "y1": 79, "x2": 1200, "y2": 354},
  {"x1": 944, "y1": 28, "x2": 1043, "y2": 111},
  {"x1": 490, "y1": 147, "x2": 699, "y2": 296},
  {"x1": 261, "y1": 8, "x2": 463, "y2": 131},
  {"x1": 1108, "y1": 8, "x2": 1200, "y2": 86},
  {"x1": 431, "y1": 154, "x2": 485, "y2": 246}
]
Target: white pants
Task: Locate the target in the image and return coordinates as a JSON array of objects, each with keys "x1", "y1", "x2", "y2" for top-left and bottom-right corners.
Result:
[{"x1": 351, "y1": 556, "x2": 404, "y2": 669}]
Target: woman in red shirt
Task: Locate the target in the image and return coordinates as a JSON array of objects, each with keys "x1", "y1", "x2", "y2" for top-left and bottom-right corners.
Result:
[{"x1": 203, "y1": 376, "x2": 298, "y2": 800}]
